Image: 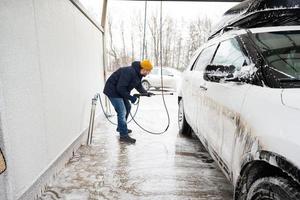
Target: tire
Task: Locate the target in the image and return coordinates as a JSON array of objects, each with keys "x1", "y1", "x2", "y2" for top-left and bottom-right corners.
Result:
[
  {"x1": 142, "y1": 80, "x2": 150, "y2": 91},
  {"x1": 246, "y1": 177, "x2": 300, "y2": 200},
  {"x1": 178, "y1": 98, "x2": 192, "y2": 137}
]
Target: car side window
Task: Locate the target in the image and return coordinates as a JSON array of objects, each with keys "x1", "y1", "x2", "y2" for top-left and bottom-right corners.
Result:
[
  {"x1": 211, "y1": 38, "x2": 249, "y2": 69},
  {"x1": 162, "y1": 69, "x2": 173, "y2": 76},
  {"x1": 151, "y1": 68, "x2": 159, "y2": 75},
  {"x1": 193, "y1": 44, "x2": 217, "y2": 71}
]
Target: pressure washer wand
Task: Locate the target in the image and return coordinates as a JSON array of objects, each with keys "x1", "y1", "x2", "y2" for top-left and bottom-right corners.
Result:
[{"x1": 134, "y1": 92, "x2": 173, "y2": 97}]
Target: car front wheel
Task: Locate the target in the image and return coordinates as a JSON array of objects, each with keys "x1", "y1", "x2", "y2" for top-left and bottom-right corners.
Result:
[
  {"x1": 246, "y1": 177, "x2": 300, "y2": 200},
  {"x1": 142, "y1": 80, "x2": 150, "y2": 91},
  {"x1": 178, "y1": 98, "x2": 192, "y2": 137}
]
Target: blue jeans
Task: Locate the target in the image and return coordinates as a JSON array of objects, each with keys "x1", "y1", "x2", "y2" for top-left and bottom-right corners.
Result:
[{"x1": 108, "y1": 97, "x2": 131, "y2": 137}]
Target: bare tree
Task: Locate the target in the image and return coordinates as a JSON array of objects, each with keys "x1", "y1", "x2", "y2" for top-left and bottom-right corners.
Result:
[
  {"x1": 148, "y1": 14, "x2": 160, "y2": 66},
  {"x1": 107, "y1": 16, "x2": 119, "y2": 71},
  {"x1": 195, "y1": 16, "x2": 212, "y2": 47},
  {"x1": 183, "y1": 16, "x2": 212, "y2": 67},
  {"x1": 120, "y1": 21, "x2": 128, "y2": 66},
  {"x1": 175, "y1": 35, "x2": 183, "y2": 69},
  {"x1": 106, "y1": 11, "x2": 212, "y2": 71},
  {"x1": 186, "y1": 22, "x2": 199, "y2": 63},
  {"x1": 130, "y1": 31, "x2": 135, "y2": 62},
  {"x1": 162, "y1": 17, "x2": 174, "y2": 67},
  {"x1": 131, "y1": 11, "x2": 145, "y2": 60}
]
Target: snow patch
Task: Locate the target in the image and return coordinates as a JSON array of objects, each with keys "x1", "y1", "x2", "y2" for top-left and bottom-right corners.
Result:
[
  {"x1": 208, "y1": 69, "x2": 231, "y2": 78},
  {"x1": 259, "y1": 6, "x2": 300, "y2": 12},
  {"x1": 233, "y1": 64, "x2": 258, "y2": 80}
]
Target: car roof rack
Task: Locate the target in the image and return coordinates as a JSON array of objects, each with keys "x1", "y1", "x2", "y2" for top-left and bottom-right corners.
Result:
[
  {"x1": 208, "y1": 26, "x2": 241, "y2": 40},
  {"x1": 208, "y1": 0, "x2": 300, "y2": 40}
]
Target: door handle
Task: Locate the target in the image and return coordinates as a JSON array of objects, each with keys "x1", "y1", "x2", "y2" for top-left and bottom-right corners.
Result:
[{"x1": 200, "y1": 85, "x2": 207, "y2": 91}]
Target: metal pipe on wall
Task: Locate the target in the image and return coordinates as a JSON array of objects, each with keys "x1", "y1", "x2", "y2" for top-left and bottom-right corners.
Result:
[
  {"x1": 87, "y1": 96, "x2": 98, "y2": 145},
  {"x1": 101, "y1": 0, "x2": 112, "y2": 115}
]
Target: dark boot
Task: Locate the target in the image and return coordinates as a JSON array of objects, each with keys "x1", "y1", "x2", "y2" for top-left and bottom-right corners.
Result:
[
  {"x1": 119, "y1": 135, "x2": 136, "y2": 144},
  {"x1": 117, "y1": 129, "x2": 132, "y2": 134}
]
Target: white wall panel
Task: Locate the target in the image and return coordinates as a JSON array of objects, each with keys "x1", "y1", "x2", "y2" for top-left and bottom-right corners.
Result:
[{"x1": 0, "y1": 0, "x2": 104, "y2": 199}]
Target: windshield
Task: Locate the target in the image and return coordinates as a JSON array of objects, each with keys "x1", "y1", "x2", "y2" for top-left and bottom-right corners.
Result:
[{"x1": 253, "y1": 30, "x2": 300, "y2": 87}]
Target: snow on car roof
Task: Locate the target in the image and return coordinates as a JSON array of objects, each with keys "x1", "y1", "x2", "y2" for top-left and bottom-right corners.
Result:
[{"x1": 209, "y1": 0, "x2": 300, "y2": 40}]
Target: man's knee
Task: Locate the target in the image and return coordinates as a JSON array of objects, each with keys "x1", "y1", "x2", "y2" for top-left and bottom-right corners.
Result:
[{"x1": 117, "y1": 111, "x2": 126, "y2": 119}]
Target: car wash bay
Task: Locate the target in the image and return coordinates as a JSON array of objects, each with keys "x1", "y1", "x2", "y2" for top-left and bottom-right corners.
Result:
[
  {"x1": 39, "y1": 0, "x2": 243, "y2": 199},
  {"x1": 40, "y1": 93, "x2": 233, "y2": 199},
  {"x1": 4, "y1": 0, "x2": 300, "y2": 199}
]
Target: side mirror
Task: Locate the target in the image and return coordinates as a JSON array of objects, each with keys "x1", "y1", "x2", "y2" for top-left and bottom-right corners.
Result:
[{"x1": 204, "y1": 64, "x2": 235, "y2": 82}]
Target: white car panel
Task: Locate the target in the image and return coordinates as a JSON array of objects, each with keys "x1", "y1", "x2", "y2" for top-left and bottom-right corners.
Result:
[
  {"x1": 281, "y1": 89, "x2": 300, "y2": 110},
  {"x1": 234, "y1": 86, "x2": 300, "y2": 184},
  {"x1": 181, "y1": 70, "x2": 197, "y2": 129},
  {"x1": 202, "y1": 82, "x2": 251, "y2": 173}
]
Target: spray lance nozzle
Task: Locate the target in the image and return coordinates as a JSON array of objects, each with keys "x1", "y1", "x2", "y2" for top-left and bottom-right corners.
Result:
[
  {"x1": 134, "y1": 92, "x2": 154, "y2": 98},
  {"x1": 133, "y1": 92, "x2": 173, "y2": 98}
]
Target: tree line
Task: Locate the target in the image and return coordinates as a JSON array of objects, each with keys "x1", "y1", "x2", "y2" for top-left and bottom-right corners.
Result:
[{"x1": 106, "y1": 11, "x2": 212, "y2": 71}]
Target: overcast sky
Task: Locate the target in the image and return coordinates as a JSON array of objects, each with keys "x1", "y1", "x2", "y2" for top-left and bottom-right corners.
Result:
[
  {"x1": 77, "y1": 0, "x2": 238, "y2": 30},
  {"x1": 108, "y1": 1, "x2": 237, "y2": 27}
]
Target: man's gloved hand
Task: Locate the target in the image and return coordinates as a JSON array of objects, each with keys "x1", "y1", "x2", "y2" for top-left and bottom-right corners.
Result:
[
  {"x1": 133, "y1": 94, "x2": 140, "y2": 98},
  {"x1": 129, "y1": 95, "x2": 138, "y2": 104},
  {"x1": 146, "y1": 92, "x2": 154, "y2": 97}
]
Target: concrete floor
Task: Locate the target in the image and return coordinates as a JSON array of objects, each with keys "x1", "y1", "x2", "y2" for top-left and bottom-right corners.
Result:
[{"x1": 40, "y1": 92, "x2": 233, "y2": 200}]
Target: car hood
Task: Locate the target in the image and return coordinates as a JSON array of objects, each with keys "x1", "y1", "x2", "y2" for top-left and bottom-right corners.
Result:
[{"x1": 281, "y1": 89, "x2": 300, "y2": 110}]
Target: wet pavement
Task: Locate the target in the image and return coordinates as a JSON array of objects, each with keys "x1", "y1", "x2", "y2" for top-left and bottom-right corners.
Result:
[{"x1": 40, "y1": 92, "x2": 233, "y2": 200}]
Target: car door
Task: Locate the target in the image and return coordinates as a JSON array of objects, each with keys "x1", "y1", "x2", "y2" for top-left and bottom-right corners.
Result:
[
  {"x1": 147, "y1": 68, "x2": 160, "y2": 88},
  {"x1": 191, "y1": 44, "x2": 218, "y2": 137},
  {"x1": 202, "y1": 37, "x2": 252, "y2": 175},
  {"x1": 181, "y1": 50, "x2": 201, "y2": 128},
  {"x1": 161, "y1": 68, "x2": 174, "y2": 88}
]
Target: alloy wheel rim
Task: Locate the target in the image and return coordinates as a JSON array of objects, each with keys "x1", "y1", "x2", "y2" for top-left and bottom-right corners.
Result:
[{"x1": 142, "y1": 82, "x2": 150, "y2": 90}]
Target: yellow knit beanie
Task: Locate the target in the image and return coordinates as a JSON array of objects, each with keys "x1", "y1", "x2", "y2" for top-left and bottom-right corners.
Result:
[{"x1": 140, "y1": 59, "x2": 153, "y2": 71}]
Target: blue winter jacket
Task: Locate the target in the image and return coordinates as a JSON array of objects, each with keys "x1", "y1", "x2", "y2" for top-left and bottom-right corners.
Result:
[{"x1": 103, "y1": 61, "x2": 147, "y2": 102}]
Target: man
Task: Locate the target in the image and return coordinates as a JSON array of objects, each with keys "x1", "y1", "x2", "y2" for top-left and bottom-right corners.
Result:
[{"x1": 103, "y1": 60, "x2": 153, "y2": 144}]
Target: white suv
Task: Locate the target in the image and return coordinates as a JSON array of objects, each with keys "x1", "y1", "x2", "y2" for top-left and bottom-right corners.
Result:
[{"x1": 178, "y1": 1, "x2": 300, "y2": 199}]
